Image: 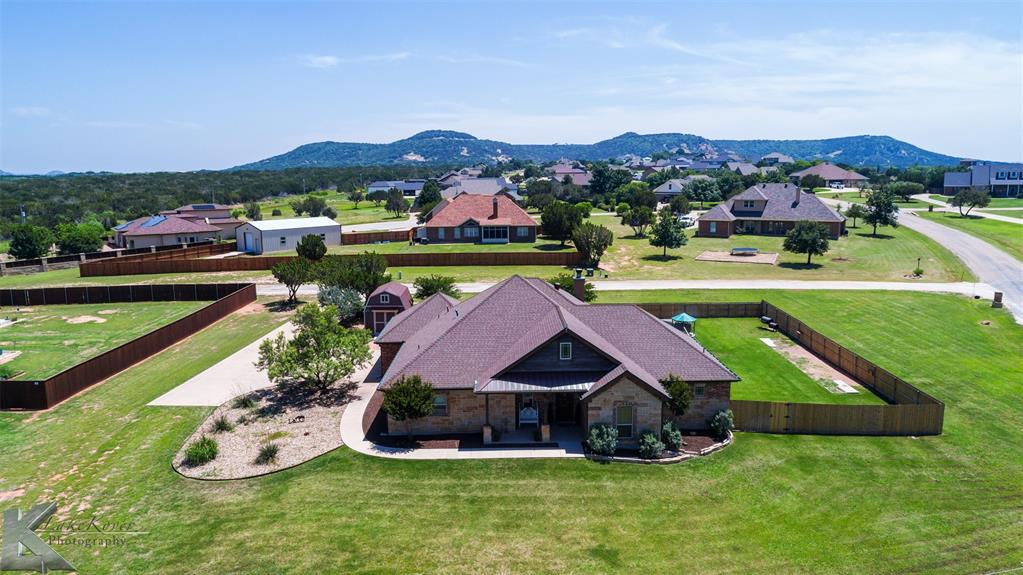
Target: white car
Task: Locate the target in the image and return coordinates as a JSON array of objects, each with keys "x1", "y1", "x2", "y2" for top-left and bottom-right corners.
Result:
[{"x1": 679, "y1": 215, "x2": 696, "y2": 227}]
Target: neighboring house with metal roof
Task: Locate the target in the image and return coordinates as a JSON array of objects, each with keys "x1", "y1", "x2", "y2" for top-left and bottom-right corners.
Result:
[
  {"x1": 364, "y1": 282, "x2": 413, "y2": 335},
  {"x1": 113, "y1": 215, "x2": 222, "y2": 249},
  {"x1": 439, "y1": 177, "x2": 522, "y2": 201},
  {"x1": 234, "y1": 216, "x2": 341, "y2": 254},
  {"x1": 418, "y1": 192, "x2": 536, "y2": 244},
  {"x1": 652, "y1": 176, "x2": 713, "y2": 202},
  {"x1": 697, "y1": 183, "x2": 846, "y2": 239},
  {"x1": 367, "y1": 179, "x2": 426, "y2": 197},
  {"x1": 942, "y1": 163, "x2": 1023, "y2": 197},
  {"x1": 789, "y1": 163, "x2": 868, "y2": 188},
  {"x1": 375, "y1": 276, "x2": 738, "y2": 441}
]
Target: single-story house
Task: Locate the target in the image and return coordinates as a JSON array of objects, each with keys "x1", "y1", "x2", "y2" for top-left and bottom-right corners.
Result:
[
  {"x1": 113, "y1": 215, "x2": 222, "y2": 249},
  {"x1": 158, "y1": 204, "x2": 243, "y2": 239},
  {"x1": 943, "y1": 163, "x2": 1023, "y2": 197},
  {"x1": 235, "y1": 216, "x2": 341, "y2": 254},
  {"x1": 364, "y1": 282, "x2": 413, "y2": 335},
  {"x1": 376, "y1": 276, "x2": 738, "y2": 442},
  {"x1": 418, "y1": 192, "x2": 536, "y2": 244},
  {"x1": 652, "y1": 176, "x2": 712, "y2": 202},
  {"x1": 759, "y1": 152, "x2": 794, "y2": 165},
  {"x1": 367, "y1": 179, "x2": 426, "y2": 197},
  {"x1": 435, "y1": 167, "x2": 485, "y2": 187},
  {"x1": 725, "y1": 162, "x2": 760, "y2": 176},
  {"x1": 789, "y1": 163, "x2": 868, "y2": 188},
  {"x1": 697, "y1": 183, "x2": 846, "y2": 239},
  {"x1": 440, "y1": 178, "x2": 522, "y2": 201}
]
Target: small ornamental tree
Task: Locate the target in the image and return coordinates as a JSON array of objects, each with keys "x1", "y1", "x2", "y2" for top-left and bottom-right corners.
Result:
[
  {"x1": 709, "y1": 409, "x2": 734, "y2": 439},
  {"x1": 649, "y1": 206, "x2": 688, "y2": 258},
  {"x1": 586, "y1": 423, "x2": 618, "y2": 456},
  {"x1": 367, "y1": 189, "x2": 387, "y2": 206},
  {"x1": 865, "y1": 189, "x2": 899, "y2": 236},
  {"x1": 271, "y1": 258, "x2": 313, "y2": 302},
  {"x1": 844, "y1": 203, "x2": 867, "y2": 228},
  {"x1": 8, "y1": 224, "x2": 53, "y2": 260},
  {"x1": 541, "y1": 201, "x2": 584, "y2": 246},
  {"x1": 349, "y1": 190, "x2": 365, "y2": 209},
  {"x1": 296, "y1": 234, "x2": 327, "y2": 261},
  {"x1": 638, "y1": 430, "x2": 665, "y2": 459},
  {"x1": 783, "y1": 220, "x2": 831, "y2": 265},
  {"x1": 385, "y1": 188, "x2": 410, "y2": 217},
  {"x1": 621, "y1": 206, "x2": 654, "y2": 237},
  {"x1": 381, "y1": 375, "x2": 436, "y2": 439},
  {"x1": 799, "y1": 174, "x2": 827, "y2": 190},
  {"x1": 886, "y1": 181, "x2": 925, "y2": 202},
  {"x1": 660, "y1": 374, "x2": 692, "y2": 417},
  {"x1": 244, "y1": 202, "x2": 263, "y2": 221},
  {"x1": 413, "y1": 274, "x2": 461, "y2": 299},
  {"x1": 951, "y1": 187, "x2": 991, "y2": 216},
  {"x1": 255, "y1": 303, "x2": 373, "y2": 392},
  {"x1": 548, "y1": 273, "x2": 597, "y2": 302},
  {"x1": 571, "y1": 222, "x2": 614, "y2": 267},
  {"x1": 661, "y1": 420, "x2": 683, "y2": 451}
]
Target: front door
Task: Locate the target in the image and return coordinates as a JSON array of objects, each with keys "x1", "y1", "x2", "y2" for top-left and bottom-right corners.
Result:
[
  {"x1": 243, "y1": 232, "x2": 254, "y2": 252},
  {"x1": 555, "y1": 394, "x2": 577, "y2": 424},
  {"x1": 373, "y1": 310, "x2": 395, "y2": 334}
]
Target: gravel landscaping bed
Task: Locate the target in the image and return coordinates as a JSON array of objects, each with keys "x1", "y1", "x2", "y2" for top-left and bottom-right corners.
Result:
[{"x1": 174, "y1": 380, "x2": 357, "y2": 480}]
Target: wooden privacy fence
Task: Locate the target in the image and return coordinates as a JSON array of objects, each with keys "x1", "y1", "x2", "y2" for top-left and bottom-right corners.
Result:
[
  {"x1": 78, "y1": 242, "x2": 234, "y2": 275},
  {"x1": 78, "y1": 250, "x2": 584, "y2": 276},
  {"x1": 341, "y1": 230, "x2": 412, "y2": 244},
  {"x1": 0, "y1": 240, "x2": 217, "y2": 276},
  {"x1": 0, "y1": 283, "x2": 251, "y2": 307},
  {"x1": 633, "y1": 300, "x2": 944, "y2": 436},
  {"x1": 0, "y1": 283, "x2": 257, "y2": 411}
]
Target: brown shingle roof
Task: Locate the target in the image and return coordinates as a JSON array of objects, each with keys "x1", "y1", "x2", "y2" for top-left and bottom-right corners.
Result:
[
  {"x1": 425, "y1": 193, "x2": 535, "y2": 228},
  {"x1": 118, "y1": 214, "x2": 221, "y2": 236},
  {"x1": 790, "y1": 162, "x2": 867, "y2": 182},
  {"x1": 699, "y1": 183, "x2": 844, "y2": 223},
  {"x1": 368, "y1": 281, "x2": 412, "y2": 309},
  {"x1": 376, "y1": 292, "x2": 459, "y2": 343}
]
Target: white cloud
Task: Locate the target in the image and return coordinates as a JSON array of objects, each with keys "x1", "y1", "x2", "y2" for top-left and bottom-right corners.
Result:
[
  {"x1": 301, "y1": 52, "x2": 411, "y2": 68},
  {"x1": 12, "y1": 106, "x2": 52, "y2": 118},
  {"x1": 300, "y1": 54, "x2": 340, "y2": 68}
]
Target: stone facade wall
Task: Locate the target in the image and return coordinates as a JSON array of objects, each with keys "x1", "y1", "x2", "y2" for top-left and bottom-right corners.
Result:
[
  {"x1": 583, "y1": 377, "x2": 664, "y2": 446},
  {"x1": 385, "y1": 389, "x2": 484, "y2": 435},
  {"x1": 697, "y1": 220, "x2": 733, "y2": 238},
  {"x1": 486, "y1": 394, "x2": 516, "y2": 433},
  {"x1": 666, "y1": 382, "x2": 731, "y2": 430}
]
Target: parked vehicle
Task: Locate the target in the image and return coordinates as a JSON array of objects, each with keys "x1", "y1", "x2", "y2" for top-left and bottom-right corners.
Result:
[{"x1": 679, "y1": 215, "x2": 696, "y2": 227}]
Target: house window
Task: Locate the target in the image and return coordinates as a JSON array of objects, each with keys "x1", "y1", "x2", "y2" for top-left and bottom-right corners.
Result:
[
  {"x1": 996, "y1": 172, "x2": 1006, "y2": 179},
  {"x1": 379, "y1": 294, "x2": 390, "y2": 304},
  {"x1": 319, "y1": 234, "x2": 326, "y2": 240},
  {"x1": 615, "y1": 405, "x2": 634, "y2": 438},
  {"x1": 438, "y1": 228, "x2": 445, "y2": 240},
  {"x1": 709, "y1": 222, "x2": 717, "y2": 233},
  {"x1": 454, "y1": 227, "x2": 461, "y2": 240},
  {"x1": 559, "y1": 342, "x2": 572, "y2": 360},
  {"x1": 464, "y1": 226, "x2": 479, "y2": 238},
  {"x1": 694, "y1": 384, "x2": 706, "y2": 398},
  {"x1": 432, "y1": 394, "x2": 448, "y2": 417},
  {"x1": 517, "y1": 226, "x2": 529, "y2": 237},
  {"x1": 280, "y1": 236, "x2": 286, "y2": 246},
  {"x1": 743, "y1": 200, "x2": 755, "y2": 209}
]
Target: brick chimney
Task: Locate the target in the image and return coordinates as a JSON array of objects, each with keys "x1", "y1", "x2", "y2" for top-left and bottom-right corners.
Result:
[
  {"x1": 572, "y1": 268, "x2": 586, "y2": 301},
  {"x1": 492, "y1": 196, "x2": 499, "y2": 219},
  {"x1": 793, "y1": 184, "x2": 801, "y2": 206}
]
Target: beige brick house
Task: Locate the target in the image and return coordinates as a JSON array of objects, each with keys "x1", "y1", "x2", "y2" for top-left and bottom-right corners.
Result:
[{"x1": 375, "y1": 276, "x2": 738, "y2": 446}]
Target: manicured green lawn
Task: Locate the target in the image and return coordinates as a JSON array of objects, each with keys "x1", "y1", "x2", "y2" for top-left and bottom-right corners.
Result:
[
  {"x1": 816, "y1": 190, "x2": 920, "y2": 206},
  {"x1": 324, "y1": 235, "x2": 571, "y2": 255},
  {"x1": 917, "y1": 211, "x2": 1023, "y2": 262},
  {"x1": 0, "y1": 301, "x2": 205, "y2": 379},
  {"x1": 930, "y1": 194, "x2": 1023, "y2": 208},
  {"x1": 256, "y1": 191, "x2": 404, "y2": 226},
  {"x1": 697, "y1": 317, "x2": 885, "y2": 405},
  {"x1": 0, "y1": 267, "x2": 274, "y2": 289},
  {"x1": 589, "y1": 215, "x2": 972, "y2": 282},
  {"x1": 1, "y1": 290, "x2": 1021, "y2": 573}
]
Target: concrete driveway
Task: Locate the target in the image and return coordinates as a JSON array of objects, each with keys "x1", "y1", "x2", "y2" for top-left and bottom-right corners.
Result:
[{"x1": 344, "y1": 214, "x2": 418, "y2": 232}]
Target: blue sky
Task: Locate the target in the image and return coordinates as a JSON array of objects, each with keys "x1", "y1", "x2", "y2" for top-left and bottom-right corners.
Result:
[{"x1": 2, "y1": 0, "x2": 1021, "y2": 173}]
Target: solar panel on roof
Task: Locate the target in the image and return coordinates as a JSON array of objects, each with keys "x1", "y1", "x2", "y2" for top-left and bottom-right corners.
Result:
[
  {"x1": 191, "y1": 204, "x2": 216, "y2": 210},
  {"x1": 140, "y1": 215, "x2": 166, "y2": 228},
  {"x1": 113, "y1": 222, "x2": 131, "y2": 231}
]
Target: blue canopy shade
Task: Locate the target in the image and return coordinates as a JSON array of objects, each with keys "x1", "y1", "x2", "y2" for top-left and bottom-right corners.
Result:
[{"x1": 671, "y1": 312, "x2": 697, "y2": 324}]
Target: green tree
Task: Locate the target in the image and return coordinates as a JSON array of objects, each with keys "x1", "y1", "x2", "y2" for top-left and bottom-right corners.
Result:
[
  {"x1": 886, "y1": 181, "x2": 925, "y2": 202},
  {"x1": 304, "y1": 196, "x2": 328, "y2": 217},
  {"x1": 616, "y1": 181, "x2": 656, "y2": 209},
  {"x1": 541, "y1": 201, "x2": 584, "y2": 246},
  {"x1": 381, "y1": 375, "x2": 436, "y2": 439},
  {"x1": 349, "y1": 190, "x2": 365, "y2": 209},
  {"x1": 649, "y1": 207, "x2": 688, "y2": 257},
  {"x1": 296, "y1": 234, "x2": 327, "y2": 261},
  {"x1": 271, "y1": 257, "x2": 314, "y2": 302},
  {"x1": 660, "y1": 374, "x2": 692, "y2": 417},
  {"x1": 317, "y1": 286, "x2": 364, "y2": 324},
  {"x1": 783, "y1": 220, "x2": 831, "y2": 265},
  {"x1": 8, "y1": 224, "x2": 53, "y2": 260},
  {"x1": 864, "y1": 189, "x2": 899, "y2": 236},
  {"x1": 571, "y1": 222, "x2": 614, "y2": 267},
  {"x1": 527, "y1": 192, "x2": 556, "y2": 212},
  {"x1": 315, "y1": 253, "x2": 391, "y2": 299},
  {"x1": 244, "y1": 202, "x2": 262, "y2": 221},
  {"x1": 668, "y1": 194, "x2": 690, "y2": 216},
  {"x1": 621, "y1": 206, "x2": 655, "y2": 237},
  {"x1": 322, "y1": 206, "x2": 338, "y2": 219},
  {"x1": 844, "y1": 203, "x2": 867, "y2": 228},
  {"x1": 385, "y1": 189, "x2": 410, "y2": 218},
  {"x1": 589, "y1": 162, "x2": 634, "y2": 198},
  {"x1": 548, "y1": 273, "x2": 597, "y2": 302},
  {"x1": 367, "y1": 189, "x2": 387, "y2": 206},
  {"x1": 54, "y1": 222, "x2": 105, "y2": 255},
  {"x1": 413, "y1": 274, "x2": 461, "y2": 300},
  {"x1": 799, "y1": 174, "x2": 827, "y2": 190},
  {"x1": 683, "y1": 178, "x2": 721, "y2": 208},
  {"x1": 951, "y1": 187, "x2": 991, "y2": 216},
  {"x1": 256, "y1": 303, "x2": 372, "y2": 391}
]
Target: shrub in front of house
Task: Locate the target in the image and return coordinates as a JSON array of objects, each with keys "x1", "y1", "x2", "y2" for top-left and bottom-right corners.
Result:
[
  {"x1": 232, "y1": 394, "x2": 258, "y2": 409},
  {"x1": 212, "y1": 415, "x2": 234, "y2": 433},
  {"x1": 709, "y1": 409, "x2": 734, "y2": 439},
  {"x1": 185, "y1": 436, "x2": 218, "y2": 466},
  {"x1": 661, "y1": 420, "x2": 683, "y2": 452},
  {"x1": 586, "y1": 423, "x2": 618, "y2": 456},
  {"x1": 271, "y1": 208, "x2": 282, "y2": 216},
  {"x1": 638, "y1": 430, "x2": 665, "y2": 459}
]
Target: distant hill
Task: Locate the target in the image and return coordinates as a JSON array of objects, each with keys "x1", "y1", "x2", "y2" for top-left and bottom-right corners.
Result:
[
  {"x1": 0, "y1": 170, "x2": 12, "y2": 177},
  {"x1": 233, "y1": 130, "x2": 963, "y2": 171}
]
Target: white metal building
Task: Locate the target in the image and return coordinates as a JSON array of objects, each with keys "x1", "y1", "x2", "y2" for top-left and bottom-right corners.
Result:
[{"x1": 235, "y1": 217, "x2": 342, "y2": 254}]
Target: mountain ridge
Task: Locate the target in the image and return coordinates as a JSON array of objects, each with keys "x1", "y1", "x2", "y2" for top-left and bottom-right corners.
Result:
[{"x1": 233, "y1": 130, "x2": 963, "y2": 171}]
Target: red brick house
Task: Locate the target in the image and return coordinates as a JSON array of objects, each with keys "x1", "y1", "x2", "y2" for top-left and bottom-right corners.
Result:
[
  {"x1": 418, "y1": 192, "x2": 536, "y2": 244},
  {"x1": 789, "y1": 163, "x2": 868, "y2": 188},
  {"x1": 375, "y1": 276, "x2": 738, "y2": 444},
  {"x1": 363, "y1": 282, "x2": 413, "y2": 335},
  {"x1": 697, "y1": 183, "x2": 846, "y2": 239}
]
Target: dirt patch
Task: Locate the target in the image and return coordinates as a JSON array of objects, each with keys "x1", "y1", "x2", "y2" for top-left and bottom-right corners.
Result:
[
  {"x1": 65, "y1": 315, "x2": 106, "y2": 324},
  {"x1": 233, "y1": 302, "x2": 265, "y2": 316},
  {"x1": 767, "y1": 337, "x2": 868, "y2": 394},
  {"x1": 174, "y1": 378, "x2": 357, "y2": 480},
  {"x1": 0, "y1": 488, "x2": 25, "y2": 502},
  {"x1": 97, "y1": 309, "x2": 119, "y2": 315},
  {"x1": 0, "y1": 350, "x2": 22, "y2": 365},
  {"x1": 831, "y1": 257, "x2": 851, "y2": 262},
  {"x1": 696, "y1": 251, "x2": 779, "y2": 265}
]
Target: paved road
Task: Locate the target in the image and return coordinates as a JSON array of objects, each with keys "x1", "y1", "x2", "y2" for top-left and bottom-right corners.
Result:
[{"x1": 344, "y1": 214, "x2": 418, "y2": 232}]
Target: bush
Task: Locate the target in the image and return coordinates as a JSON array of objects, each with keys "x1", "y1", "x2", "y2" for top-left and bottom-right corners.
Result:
[
  {"x1": 638, "y1": 430, "x2": 665, "y2": 459},
  {"x1": 709, "y1": 409, "x2": 734, "y2": 439},
  {"x1": 271, "y1": 208, "x2": 282, "y2": 216},
  {"x1": 184, "y1": 436, "x2": 218, "y2": 466},
  {"x1": 575, "y1": 201, "x2": 593, "y2": 218},
  {"x1": 212, "y1": 415, "x2": 234, "y2": 433},
  {"x1": 912, "y1": 266, "x2": 924, "y2": 277},
  {"x1": 615, "y1": 202, "x2": 630, "y2": 215},
  {"x1": 322, "y1": 206, "x2": 338, "y2": 219},
  {"x1": 0, "y1": 365, "x2": 16, "y2": 380},
  {"x1": 232, "y1": 394, "x2": 257, "y2": 409},
  {"x1": 413, "y1": 274, "x2": 461, "y2": 299},
  {"x1": 296, "y1": 234, "x2": 327, "y2": 260},
  {"x1": 255, "y1": 442, "x2": 280, "y2": 465},
  {"x1": 317, "y1": 286, "x2": 364, "y2": 324},
  {"x1": 661, "y1": 420, "x2": 683, "y2": 451},
  {"x1": 586, "y1": 423, "x2": 618, "y2": 456}
]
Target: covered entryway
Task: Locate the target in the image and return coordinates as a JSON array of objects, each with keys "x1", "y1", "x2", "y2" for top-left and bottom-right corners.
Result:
[{"x1": 481, "y1": 225, "x2": 509, "y2": 244}]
